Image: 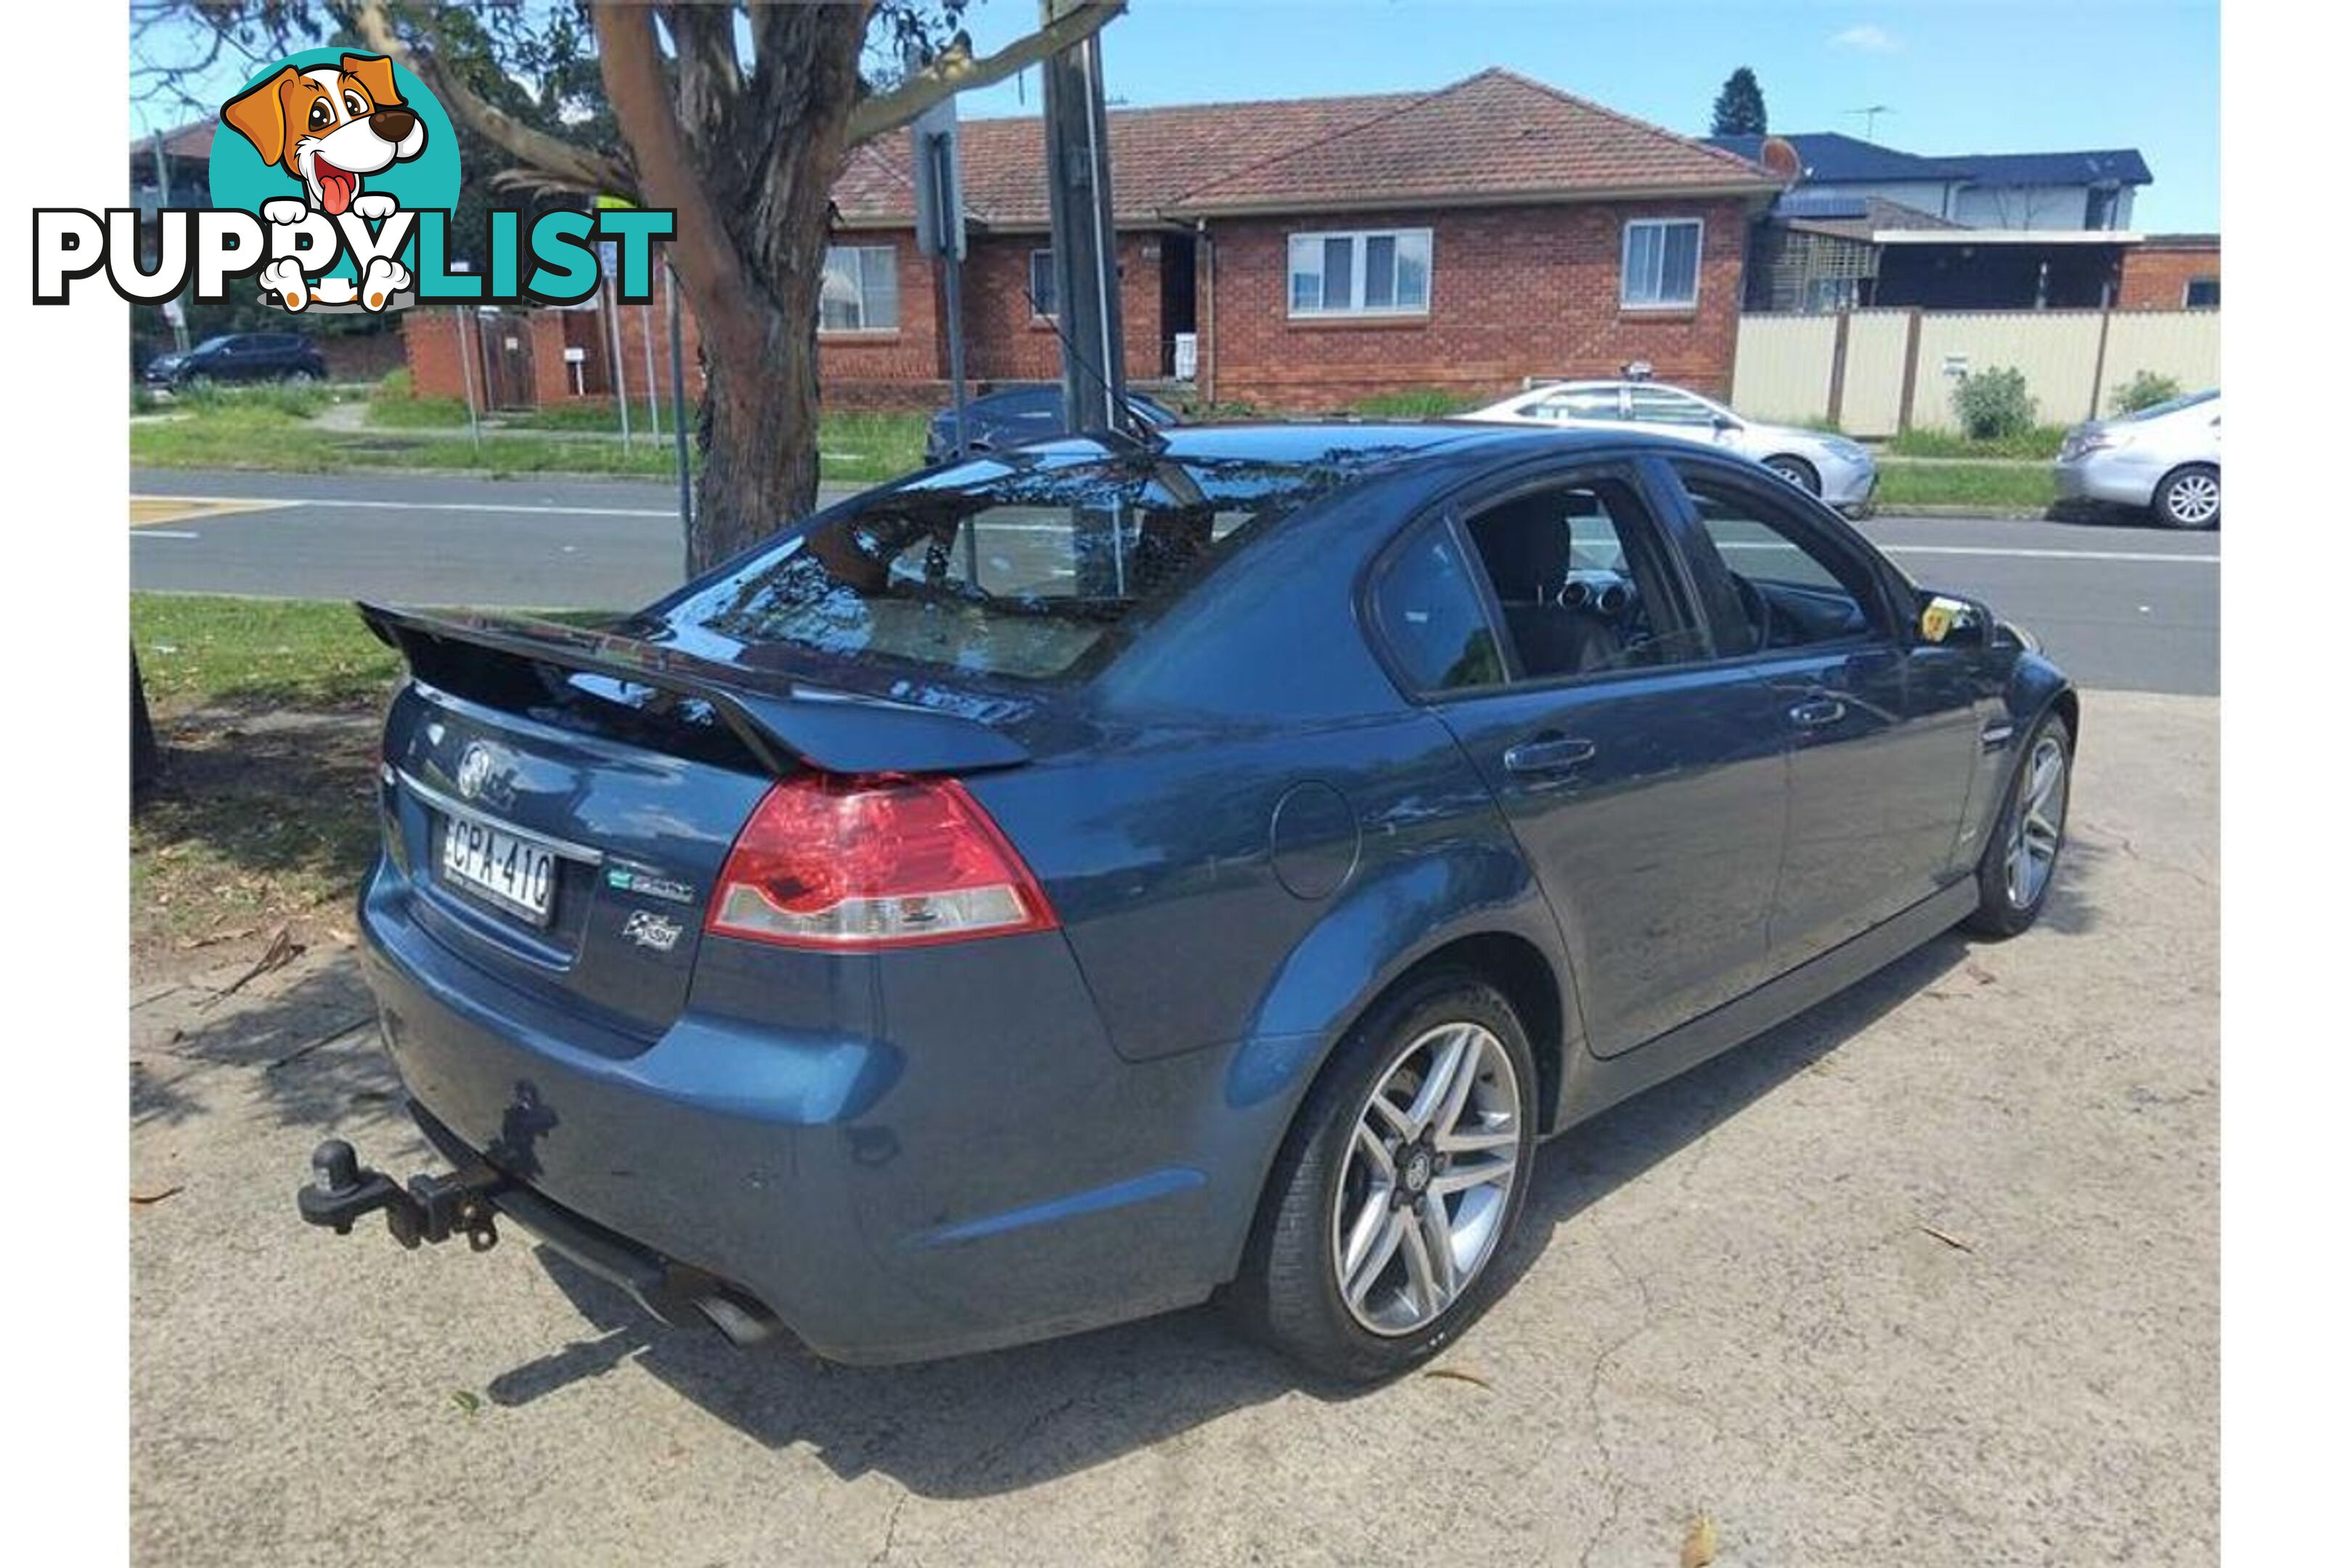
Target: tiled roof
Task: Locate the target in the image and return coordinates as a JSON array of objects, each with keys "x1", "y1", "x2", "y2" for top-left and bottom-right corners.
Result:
[
  {"x1": 835, "y1": 89, "x2": 1418, "y2": 228},
  {"x1": 1167, "y1": 69, "x2": 1778, "y2": 212},
  {"x1": 836, "y1": 68, "x2": 1779, "y2": 228},
  {"x1": 134, "y1": 118, "x2": 218, "y2": 162}
]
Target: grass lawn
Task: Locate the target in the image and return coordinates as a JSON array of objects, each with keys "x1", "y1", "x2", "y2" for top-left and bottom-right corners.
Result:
[
  {"x1": 136, "y1": 384, "x2": 928, "y2": 485},
  {"x1": 1874, "y1": 460, "x2": 2057, "y2": 512},
  {"x1": 134, "y1": 593, "x2": 400, "y2": 709},
  {"x1": 131, "y1": 386, "x2": 931, "y2": 485},
  {"x1": 1882, "y1": 424, "x2": 2070, "y2": 462},
  {"x1": 130, "y1": 595, "x2": 605, "y2": 954},
  {"x1": 131, "y1": 595, "x2": 393, "y2": 951}
]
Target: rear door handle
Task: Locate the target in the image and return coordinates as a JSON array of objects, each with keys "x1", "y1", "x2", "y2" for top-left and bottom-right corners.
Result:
[
  {"x1": 1503, "y1": 735, "x2": 1598, "y2": 775},
  {"x1": 1788, "y1": 697, "x2": 1847, "y2": 730}
]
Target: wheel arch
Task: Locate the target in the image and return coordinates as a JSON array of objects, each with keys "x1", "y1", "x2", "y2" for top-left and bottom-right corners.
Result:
[
  {"x1": 2154, "y1": 460, "x2": 2220, "y2": 525},
  {"x1": 1762, "y1": 452, "x2": 1821, "y2": 491}
]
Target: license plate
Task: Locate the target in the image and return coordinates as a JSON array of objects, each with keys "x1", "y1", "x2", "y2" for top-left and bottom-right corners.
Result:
[{"x1": 438, "y1": 812, "x2": 558, "y2": 925}]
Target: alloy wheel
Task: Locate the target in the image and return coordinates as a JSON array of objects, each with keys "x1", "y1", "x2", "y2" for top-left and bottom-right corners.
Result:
[
  {"x1": 2004, "y1": 733, "x2": 2069, "y2": 909},
  {"x1": 2165, "y1": 470, "x2": 2220, "y2": 527},
  {"x1": 1331, "y1": 1021, "x2": 1522, "y2": 1336}
]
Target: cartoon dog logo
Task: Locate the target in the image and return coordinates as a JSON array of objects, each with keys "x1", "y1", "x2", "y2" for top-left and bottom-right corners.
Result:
[{"x1": 221, "y1": 53, "x2": 422, "y2": 312}]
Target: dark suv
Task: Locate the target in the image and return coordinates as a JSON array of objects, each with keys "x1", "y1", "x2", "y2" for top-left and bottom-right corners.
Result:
[{"x1": 142, "y1": 332, "x2": 327, "y2": 389}]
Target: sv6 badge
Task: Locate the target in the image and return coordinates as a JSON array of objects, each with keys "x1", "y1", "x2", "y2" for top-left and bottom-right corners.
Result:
[{"x1": 621, "y1": 910, "x2": 684, "y2": 953}]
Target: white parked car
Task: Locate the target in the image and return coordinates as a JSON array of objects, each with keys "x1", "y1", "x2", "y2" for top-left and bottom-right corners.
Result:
[
  {"x1": 1460, "y1": 380, "x2": 1879, "y2": 514},
  {"x1": 2053, "y1": 389, "x2": 2220, "y2": 530}
]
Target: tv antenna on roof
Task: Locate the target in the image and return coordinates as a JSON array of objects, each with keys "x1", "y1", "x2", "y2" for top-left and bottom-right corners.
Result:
[{"x1": 1846, "y1": 104, "x2": 1895, "y2": 140}]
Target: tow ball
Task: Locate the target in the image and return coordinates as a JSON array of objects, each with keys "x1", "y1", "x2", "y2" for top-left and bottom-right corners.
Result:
[{"x1": 296, "y1": 1138, "x2": 503, "y2": 1252}]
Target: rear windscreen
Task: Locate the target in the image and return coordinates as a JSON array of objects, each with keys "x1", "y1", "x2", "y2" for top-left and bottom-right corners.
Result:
[{"x1": 648, "y1": 449, "x2": 1373, "y2": 680}]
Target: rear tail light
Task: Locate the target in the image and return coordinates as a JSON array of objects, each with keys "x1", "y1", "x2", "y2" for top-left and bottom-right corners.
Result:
[{"x1": 708, "y1": 773, "x2": 1057, "y2": 950}]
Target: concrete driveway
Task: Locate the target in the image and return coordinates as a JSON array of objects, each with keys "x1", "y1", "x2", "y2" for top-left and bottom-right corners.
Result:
[{"x1": 129, "y1": 689, "x2": 2216, "y2": 1566}]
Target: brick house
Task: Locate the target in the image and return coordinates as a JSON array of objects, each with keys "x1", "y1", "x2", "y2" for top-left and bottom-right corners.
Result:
[
  {"x1": 404, "y1": 68, "x2": 1784, "y2": 412},
  {"x1": 2116, "y1": 234, "x2": 2220, "y2": 310}
]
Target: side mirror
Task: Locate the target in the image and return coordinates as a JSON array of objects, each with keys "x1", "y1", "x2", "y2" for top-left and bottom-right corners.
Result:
[
  {"x1": 1710, "y1": 413, "x2": 1739, "y2": 433},
  {"x1": 1917, "y1": 592, "x2": 1988, "y2": 646}
]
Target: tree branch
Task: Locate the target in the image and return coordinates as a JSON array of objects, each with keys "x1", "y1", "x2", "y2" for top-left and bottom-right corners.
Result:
[
  {"x1": 588, "y1": 1, "x2": 759, "y2": 341},
  {"x1": 844, "y1": 0, "x2": 1126, "y2": 146},
  {"x1": 342, "y1": 0, "x2": 637, "y2": 198}
]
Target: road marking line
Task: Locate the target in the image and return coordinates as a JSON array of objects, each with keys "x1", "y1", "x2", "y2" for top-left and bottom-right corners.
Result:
[
  {"x1": 129, "y1": 496, "x2": 295, "y2": 528},
  {"x1": 132, "y1": 494, "x2": 677, "y2": 520},
  {"x1": 128, "y1": 494, "x2": 2222, "y2": 565},
  {"x1": 131, "y1": 529, "x2": 202, "y2": 540},
  {"x1": 1720, "y1": 539, "x2": 2216, "y2": 565},
  {"x1": 1882, "y1": 544, "x2": 2219, "y2": 565}
]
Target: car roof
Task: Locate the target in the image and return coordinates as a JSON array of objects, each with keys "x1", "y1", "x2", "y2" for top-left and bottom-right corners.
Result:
[{"x1": 1009, "y1": 418, "x2": 1725, "y2": 474}]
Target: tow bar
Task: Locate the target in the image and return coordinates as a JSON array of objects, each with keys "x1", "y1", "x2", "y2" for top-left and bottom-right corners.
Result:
[{"x1": 295, "y1": 1138, "x2": 503, "y2": 1252}]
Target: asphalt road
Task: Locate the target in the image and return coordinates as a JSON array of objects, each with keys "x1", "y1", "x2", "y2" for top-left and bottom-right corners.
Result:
[{"x1": 130, "y1": 467, "x2": 2220, "y2": 695}]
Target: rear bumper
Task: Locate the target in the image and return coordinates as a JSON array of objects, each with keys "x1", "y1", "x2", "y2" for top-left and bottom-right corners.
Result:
[
  {"x1": 2053, "y1": 452, "x2": 2159, "y2": 508},
  {"x1": 357, "y1": 865, "x2": 1302, "y2": 1364}
]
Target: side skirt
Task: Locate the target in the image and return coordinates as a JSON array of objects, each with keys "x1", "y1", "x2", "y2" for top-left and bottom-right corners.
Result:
[{"x1": 1551, "y1": 878, "x2": 1977, "y2": 1135}]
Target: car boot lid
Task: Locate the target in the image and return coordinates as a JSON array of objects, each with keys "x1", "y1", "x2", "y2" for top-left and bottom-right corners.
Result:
[{"x1": 359, "y1": 602, "x2": 1032, "y2": 776}]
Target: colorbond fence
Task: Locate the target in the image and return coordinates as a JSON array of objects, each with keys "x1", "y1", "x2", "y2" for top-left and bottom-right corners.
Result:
[{"x1": 1731, "y1": 308, "x2": 2220, "y2": 436}]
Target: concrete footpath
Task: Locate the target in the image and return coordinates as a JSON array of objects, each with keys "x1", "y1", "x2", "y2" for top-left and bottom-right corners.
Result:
[{"x1": 129, "y1": 690, "x2": 2217, "y2": 1566}]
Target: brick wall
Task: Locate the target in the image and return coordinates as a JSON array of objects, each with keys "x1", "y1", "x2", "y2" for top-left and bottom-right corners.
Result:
[
  {"x1": 403, "y1": 308, "x2": 467, "y2": 398},
  {"x1": 961, "y1": 232, "x2": 1167, "y2": 384},
  {"x1": 819, "y1": 230, "x2": 944, "y2": 401},
  {"x1": 1199, "y1": 199, "x2": 1753, "y2": 411},
  {"x1": 2118, "y1": 240, "x2": 2220, "y2": 311}
]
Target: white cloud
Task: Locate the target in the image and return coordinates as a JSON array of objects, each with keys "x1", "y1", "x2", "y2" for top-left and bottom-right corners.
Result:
[{"x1": 1829, "y1": 24, "x2": 1901, "y2": 53}]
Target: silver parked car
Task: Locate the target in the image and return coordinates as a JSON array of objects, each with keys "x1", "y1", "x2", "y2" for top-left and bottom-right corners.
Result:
[
  {"x1": 2053, "y1": 389, "x2": 2220, "y2": 530},
  {"x1": 1461, "y1": 380, "x2": 1879, "y2": 514}
]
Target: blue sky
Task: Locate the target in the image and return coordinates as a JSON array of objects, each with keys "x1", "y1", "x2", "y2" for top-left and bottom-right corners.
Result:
[{"x1": 130, "y1": 0, "x2": 2220, "y2": 232}]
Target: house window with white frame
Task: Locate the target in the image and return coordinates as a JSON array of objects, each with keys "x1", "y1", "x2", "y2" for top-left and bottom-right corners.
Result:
[
  {"x1": 1028, "y1": 248, "x2": 1058, "y2": 318},
  {"x1": 1287, "y1": 229, "x2": 1432, "y2": 317},
  {"x1": 1620, "y1": 219, "x2": 1703, "y2": 309},
  {"x1": 820, "y1": 245, "x2": 899, "y2": 332}
]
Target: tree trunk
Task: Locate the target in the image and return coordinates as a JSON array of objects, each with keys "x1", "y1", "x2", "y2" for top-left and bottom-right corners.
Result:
[
  {"x1": 687, "y1": 253, "x2": 824, "y2": 574},
  {"x1": 132, "y1": 648, "x2": 161, "y2": 795},
  {"x1": 593, "y1": 3, "x2": 862, "y2": 579}
]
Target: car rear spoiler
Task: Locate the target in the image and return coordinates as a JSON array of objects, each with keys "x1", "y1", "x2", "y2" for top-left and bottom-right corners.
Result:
[{"x1": 356, "y1": 603, "x2": 1032, "y2": 776}]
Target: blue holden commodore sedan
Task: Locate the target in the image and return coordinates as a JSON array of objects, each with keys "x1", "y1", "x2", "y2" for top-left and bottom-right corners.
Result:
[{"x1": 304, "y1": 422, "x2": 2074, "y2": 1381}]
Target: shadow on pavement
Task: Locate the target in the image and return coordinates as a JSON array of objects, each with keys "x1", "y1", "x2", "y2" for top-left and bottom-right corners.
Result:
[{"x1": 475, "y1": 918, "x2": 2045, "y2": 1499}]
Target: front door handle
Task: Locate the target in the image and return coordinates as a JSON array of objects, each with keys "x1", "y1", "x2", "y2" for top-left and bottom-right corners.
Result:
[
  {"x1": 1503, "y1": 735, "x2": 1598, "y2": 775},
  {"x1": 1788, "y1": 696, "x2": 1847, "y2": 730}
]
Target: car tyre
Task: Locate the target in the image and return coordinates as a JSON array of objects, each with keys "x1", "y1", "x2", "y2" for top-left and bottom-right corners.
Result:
[
  {"x1": 1763, "y1": 454, "x2": 1821, "y2": 495},
  {"x1": 2151, "y1": 463, "x2": 2219, "y2": 530},
  {"x1": 1231, "y1": 968, "x2": 1538, "y2": 1382},
  {"x1": 1963, "y1": 710, "x2": 2073, "y2": 939},
  {"x1": 285, "y1": 368, "x2": 319, "y2": 385}
]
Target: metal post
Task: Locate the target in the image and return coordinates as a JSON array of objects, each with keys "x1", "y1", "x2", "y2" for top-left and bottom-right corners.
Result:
[
  {"x1": 1041, "y1": 0, "x2": 1126, "y2": 436},
  {"x1": 666, "y1": 259, "x2": 693, "y2": 557},
  {"x1": 603, "y1": 265, "x2": 632, "y2": 451},
  {"x1": 150, "y1": 130, "x2": 189, "y2": 354},
  {"x1": 452, "y1": 309, "x2": 483, "y2": 454},
  {"x1": 640, "y1": 295, "x2": 661, "y2": 438},
  {"x1": 931, "y1": 128, "x2": 972, "y2": 461}
]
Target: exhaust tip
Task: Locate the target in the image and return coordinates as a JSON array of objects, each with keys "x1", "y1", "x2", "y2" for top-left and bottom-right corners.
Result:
[{"x1": 696, "y1": 1288, "x2": 785, "y2": 1347}]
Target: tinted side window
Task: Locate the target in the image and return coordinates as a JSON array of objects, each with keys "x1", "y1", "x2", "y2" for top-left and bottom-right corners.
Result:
[
  {"x1": 1371, "y1": 526, "x2": 1503, "y2": 693},
  {"x1": 1675, "y1": 467, "x2": 1888, "y2": 655},
  {"x1": 1519, "y1": 388, "x2": 1622, "y2": 422},
  {"x1": 1460, "y1": 475, "x2": 1704, "y2": 680},
  {"x1": 1627, "y1": 388, "x2": 1718, "y2": 427}
]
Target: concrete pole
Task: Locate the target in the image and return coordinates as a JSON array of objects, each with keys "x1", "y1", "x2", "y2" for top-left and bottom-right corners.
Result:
[{"x1": 1040, "y1": 0, "x2": 1126, "y2": 436}]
